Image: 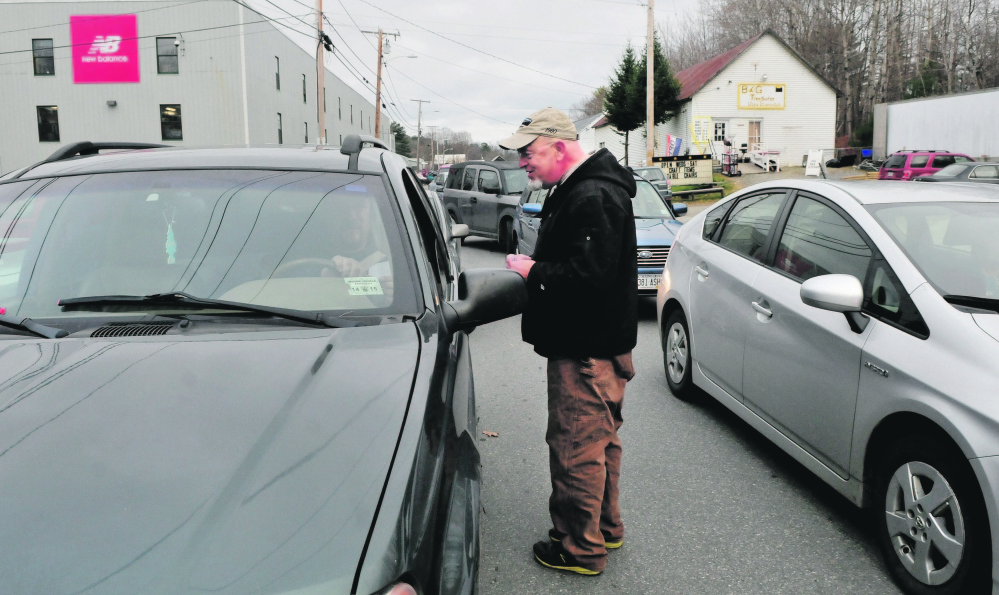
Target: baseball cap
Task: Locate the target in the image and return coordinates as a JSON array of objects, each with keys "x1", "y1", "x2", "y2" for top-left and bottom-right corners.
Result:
[{"x1": 499, "y1": 107, "x2": 578, "y2": 150}]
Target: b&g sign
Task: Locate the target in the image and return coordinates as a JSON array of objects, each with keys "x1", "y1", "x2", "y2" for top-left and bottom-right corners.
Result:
[{"x1": 738, "y1": 83, "x2": 786, "y2": 110}]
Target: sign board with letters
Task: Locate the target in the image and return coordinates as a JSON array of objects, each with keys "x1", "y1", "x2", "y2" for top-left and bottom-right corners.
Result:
[
  {"x1": 738, "y1": 83, "x2": 786, "y2": 110},
  {"x1": 805, "y1": 150, "x2": 823, "y2": 176},
  {"x1": 71, "y1": 15, "x2": 140, "y2": 83},
  {"x1": 652, "y1": 154, "x2": 714, "y2": 185},
  {"x1": 690, "y1": 116, "x2": 712, "y2": 151}
]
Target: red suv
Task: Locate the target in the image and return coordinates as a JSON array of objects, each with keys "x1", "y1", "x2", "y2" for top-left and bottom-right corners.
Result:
[{"x1": 879, "y1": 150, "x2": 974, "y2": 180}]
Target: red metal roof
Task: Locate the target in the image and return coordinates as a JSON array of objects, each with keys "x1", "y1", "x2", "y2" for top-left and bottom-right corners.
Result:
[{"x1": 675, "y1": 33, "x2": 764, "y2": 101}]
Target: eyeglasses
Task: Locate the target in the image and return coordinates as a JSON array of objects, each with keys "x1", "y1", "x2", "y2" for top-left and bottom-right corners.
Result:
[{"x1": 518, "y1": 138, "x2": 555, "y2": 160}]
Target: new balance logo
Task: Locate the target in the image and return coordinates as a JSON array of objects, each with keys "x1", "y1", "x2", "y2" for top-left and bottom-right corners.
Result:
[{"x1": 88, "y1": 36, "x2": 122, "y2": 54}]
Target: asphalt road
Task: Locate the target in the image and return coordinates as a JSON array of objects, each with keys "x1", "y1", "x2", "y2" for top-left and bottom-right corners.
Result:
[{"x1": 460, "y1": 236, "x2": 904, "y2": 595}]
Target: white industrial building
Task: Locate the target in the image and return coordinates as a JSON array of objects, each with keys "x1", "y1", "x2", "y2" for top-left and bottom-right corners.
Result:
[
  {"x1": 0, "y1": 0, "x2": 388, "y2": 175},
  {"x1": 872, "y1": 88, "x2": 999, "y2": 161}
]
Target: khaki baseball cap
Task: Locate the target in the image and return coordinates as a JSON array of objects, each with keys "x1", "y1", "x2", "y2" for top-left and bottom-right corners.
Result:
[{"x1": 499, "y1": 107, "x2": 578, "y2": 150}]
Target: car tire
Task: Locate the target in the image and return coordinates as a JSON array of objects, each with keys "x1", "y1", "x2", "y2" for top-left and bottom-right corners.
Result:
[
  {"x1": 663, "y1": 309, "x2": 698, "y2": 402},
  {"x1": 511, "y1": 227, "x2": 520, "y2": 255},
  {"x1": 501, "y1": 219, "x2": 516, "y2": 254},
  {"x1": 873, "y1": 433, "x2": 992, "y2": 595}
]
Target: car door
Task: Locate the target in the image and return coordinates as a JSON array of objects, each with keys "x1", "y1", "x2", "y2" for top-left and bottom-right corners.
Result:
[
  {"x1": 474, "y1": 167, "x2": 501, "y2": 235},
  {"x1": 742, "y1": 191, "x2": 874, "y2": 477},
  {"x1": 517, "y1": 188, "x2": 548, "y2": 255},
  {"x1": 458, "y1": 166, "x2": 479, "y2": 232},
  {"x1": 688, "y1": 190, "x2": 789, "y2": 400}
]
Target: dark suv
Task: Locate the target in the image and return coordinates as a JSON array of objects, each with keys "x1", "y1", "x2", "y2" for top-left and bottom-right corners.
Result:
[
  {"x1": 441, "y1": 160, "x2": 529, "y2": 253},
  {"x1": 0, "y1": 136, "x2": 526, "y2": 595}
]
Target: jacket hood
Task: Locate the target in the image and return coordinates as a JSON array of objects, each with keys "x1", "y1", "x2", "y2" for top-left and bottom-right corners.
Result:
[
  {"x1": 539, "y1": 149, "x2": 637, "y2": 219},
  {"x1": 0, "y1": 324, "x2": 419, "y2": 594}
]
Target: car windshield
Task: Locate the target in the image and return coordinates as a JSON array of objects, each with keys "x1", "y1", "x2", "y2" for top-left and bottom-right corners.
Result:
[
  {"x1": 502, "y1": 169, "x2": 529, "y2": 195},
  {"x1": 636, "y1": 168, "x2": 665, "y2": 181},
  {"x1": 632, "y1": 180, "x2": 674, "y2": 219},
  {"x1": 868, "y1": 201, "x2": 999, "y2": 300},
  {"x1": 0, "y1": 170, "x2": 420, "y2": 320},
  {"x1": 933, "y1": 164, "x2": 969, "y2": 177}
]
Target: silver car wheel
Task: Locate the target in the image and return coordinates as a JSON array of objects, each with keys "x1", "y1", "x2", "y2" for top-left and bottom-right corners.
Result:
[
  {"x1": 884, "y1": 461, "x2": 966, "y2": 585},
  {"x1": 665, "y1": 321, "x2": 688, "y2": 385}
]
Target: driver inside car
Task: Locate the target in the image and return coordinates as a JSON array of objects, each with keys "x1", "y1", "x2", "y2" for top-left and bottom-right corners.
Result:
[{"x1": 320, "y1": 196, "x2": 390, "y2": 279}]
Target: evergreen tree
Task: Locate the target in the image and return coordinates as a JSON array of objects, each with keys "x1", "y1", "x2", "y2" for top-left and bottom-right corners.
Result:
[
  {"x1": 638, "y1": 31, "x2": 683, "y2": 129},
  {"x1": 603, "y1": 44, "x2": 644, "y2": 165},
  {"x1": 391, "y1": 122, "x2": 411, "y2": 156}
]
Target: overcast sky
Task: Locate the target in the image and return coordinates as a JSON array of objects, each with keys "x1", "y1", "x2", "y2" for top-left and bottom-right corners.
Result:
[{"x1": 254, "y1": 0, "x2": 696, "y2": 144}]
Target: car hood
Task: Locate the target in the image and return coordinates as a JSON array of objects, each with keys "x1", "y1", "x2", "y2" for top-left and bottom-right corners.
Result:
[
  {"x1": 636, "y1": 218, "x2": 683, "y2": 247},
  {"x1": 973, "y1": 313, "x2": 999, "y2": 344},
  {"x1": 0, "y1": 324, "x2": 419, "y2": 595}
]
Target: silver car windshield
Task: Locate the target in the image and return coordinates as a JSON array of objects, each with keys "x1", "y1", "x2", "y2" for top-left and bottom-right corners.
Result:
[
  {"x1": 633, "y1": 180, "x2": 673, "y2": 219},
  {"x1": 0, "y1": 170, "x2": 419, "y2": 319},
  {"x1": 869, "y1": 201, "x2": 999, "y2": 300}
]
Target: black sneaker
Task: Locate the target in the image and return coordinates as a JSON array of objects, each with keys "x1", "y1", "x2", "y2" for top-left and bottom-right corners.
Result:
[
  {"x1": 532, "y1": 540, "x2": 602, "y2": 576},
  {"x1": 548, "y1": 528, "x2": 623, "y2": 550}
]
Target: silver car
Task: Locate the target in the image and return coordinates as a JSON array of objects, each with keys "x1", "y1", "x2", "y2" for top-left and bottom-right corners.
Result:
[{"x1": 657, "y1": 180, "x2": 999, "y2": 595}]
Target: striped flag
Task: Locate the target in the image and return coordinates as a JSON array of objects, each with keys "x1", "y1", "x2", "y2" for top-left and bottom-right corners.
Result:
[{"x1": 665, "y1": 134, "x2": 683, "y2": 156}]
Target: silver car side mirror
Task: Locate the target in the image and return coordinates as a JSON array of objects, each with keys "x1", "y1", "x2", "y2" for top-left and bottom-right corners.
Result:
[{"x1": 800, "y1": 274, "x2": 869, "y2": 333}]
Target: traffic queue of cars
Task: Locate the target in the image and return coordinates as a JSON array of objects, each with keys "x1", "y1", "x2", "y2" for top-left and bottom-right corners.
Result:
[
  {"x1": 0, "y1": 136, "x2": 525, "y2": 595},
  {"x1": 658, "y1": 179, "x2": 999, "y2": 595}
]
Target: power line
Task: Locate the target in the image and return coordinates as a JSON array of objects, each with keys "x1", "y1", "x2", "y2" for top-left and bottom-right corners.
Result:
[
  {"x1": 390, "y1": 68, "x2": 514, "y2": 126},
  {"x1": 347, "y1": 0, "x2": 596, "y2": 90}
]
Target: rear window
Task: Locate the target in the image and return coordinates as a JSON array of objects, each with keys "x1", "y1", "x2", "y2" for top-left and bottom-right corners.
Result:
[
  {"x1": 884, "y1": 155, "x2": 906, "y2": 169},
  {"x1": 934, "y1": 164, "x2": 969, "y2": 177}
]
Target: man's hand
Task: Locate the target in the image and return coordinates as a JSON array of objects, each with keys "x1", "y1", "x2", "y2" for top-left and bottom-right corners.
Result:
[
  {"x1": 322, "y1": 255, "x2": 365, "y2": 278},
  {"x1": 506, "y1": 253, "x2": 534, "y2": 279}
]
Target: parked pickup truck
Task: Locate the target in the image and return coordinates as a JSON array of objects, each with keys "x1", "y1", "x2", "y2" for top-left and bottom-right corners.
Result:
[{"x1": 441, "y1": 160, "x2": 529, "y2": 253}]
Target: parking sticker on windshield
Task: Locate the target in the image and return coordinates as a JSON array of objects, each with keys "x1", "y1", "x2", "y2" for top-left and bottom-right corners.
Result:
[{"x1": 344, "y1": 277, "x2": 384, "y2": 296}]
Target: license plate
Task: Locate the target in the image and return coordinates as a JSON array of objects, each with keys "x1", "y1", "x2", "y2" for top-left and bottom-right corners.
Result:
[{"x1": 638, "y1": 274, "x2": 660, "y2": 289}]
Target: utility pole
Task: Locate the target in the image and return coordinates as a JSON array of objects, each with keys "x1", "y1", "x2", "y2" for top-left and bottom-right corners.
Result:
[
  {"x1": 427, "y1": 125, "x2": 438, "y2": 171},
  {"x1": 411, "y1": 99, "x2": 430, "y2": 171},
  {"x1": 646, "y1": 0, "x2": 655, "y2": 166},
  {"x1": 362, "y1": 28, "x2": 399, "y2": 142},
  {"x1": 316, "y1": 0, "x2": 325, "y2": 145}
]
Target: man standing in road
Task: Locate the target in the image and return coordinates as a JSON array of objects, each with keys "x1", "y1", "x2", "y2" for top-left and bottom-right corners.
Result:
[{"x1": 500, "y1": 108, "x2": 638, "y2": 576}]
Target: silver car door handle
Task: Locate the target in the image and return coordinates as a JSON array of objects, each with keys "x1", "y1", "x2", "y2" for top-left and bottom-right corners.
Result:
[
  {"x1": 694, "y1": 266, "x2": 709, "y2": 278},
  {"x1": 751, "y1": 301, "x2": 773, "y2": 317}
]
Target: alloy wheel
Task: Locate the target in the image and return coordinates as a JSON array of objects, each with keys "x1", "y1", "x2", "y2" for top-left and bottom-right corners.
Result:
[
  {"x1": 883, "y1": 461, "x2": 966, "y2": 586},
  {"x1": 665, "y1": 321, "x2": 688, "y2": 385}
]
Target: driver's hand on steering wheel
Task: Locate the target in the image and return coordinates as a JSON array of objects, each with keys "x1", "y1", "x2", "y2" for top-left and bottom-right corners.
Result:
[{"x1": 321, "y1": 255, "x2": 365, "y2": 278}]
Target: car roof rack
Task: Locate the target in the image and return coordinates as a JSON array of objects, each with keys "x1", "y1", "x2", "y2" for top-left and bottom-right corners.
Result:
[
  {"x1": 896, "y1": 149, "x2": 949, "y2": 153},
  {"x1": 340, "y1": 134, "x2": 389, "y2": 171},
  {"x1": 12, "y1": 141, "x2": 170, "y2": 179}
]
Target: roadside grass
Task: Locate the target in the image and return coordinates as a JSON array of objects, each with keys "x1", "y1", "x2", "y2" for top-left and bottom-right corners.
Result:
[{"x1": 672, "y1": 174, "x2": 736, "y2": 201}]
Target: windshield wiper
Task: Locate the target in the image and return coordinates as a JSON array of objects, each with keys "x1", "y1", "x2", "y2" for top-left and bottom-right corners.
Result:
[
  {"x1": 0, "y1": 313, "x2": 68, "y2": 339},
  {"x1": 58, "y1": 292, "x2": 351, "y2": 328},
  {"x1": 942, "y1": 294, "x2": 999, "y2": 314}
]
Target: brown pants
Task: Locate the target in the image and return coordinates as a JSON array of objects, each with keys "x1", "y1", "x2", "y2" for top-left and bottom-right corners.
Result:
[{"x1": 546, "y1": 352, "x2": 635, "y2": 571}]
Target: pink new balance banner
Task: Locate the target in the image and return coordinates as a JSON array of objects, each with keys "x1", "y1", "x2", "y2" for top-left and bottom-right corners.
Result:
[{"x1": 71, "y1": 15, "x2": 140, "y2": 84}]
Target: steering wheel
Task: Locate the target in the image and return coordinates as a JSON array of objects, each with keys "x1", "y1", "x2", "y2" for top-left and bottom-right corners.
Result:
[{"x1": 272, "y1": 258, "x2": 334, "y2": 278}]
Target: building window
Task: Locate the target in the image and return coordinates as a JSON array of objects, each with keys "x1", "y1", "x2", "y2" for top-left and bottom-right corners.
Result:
[
  {"x1": 275, "y1": 56, "x2": 280, "y2": 90},
  {"x1": 32, "y1": 39, "x2": 54, "y2": 76},
  {"x1": 369, "y1": 117, "x2": 372, "y2": 133},
  {"x1": 350, "y1": 105, "x2": 353, "y2": 125},
  {"x1": 302, "y1": 74, "x2": 307, "y2": 103},
  {"x1": 36, "y1": 106, "x2": 59, "y2": 142},
  {"x1": 324, "y1": 128, "x2": 327, "y2": 143},
  {"x1": 304, "y1": 122, "x2": 308, "y2": 144},
  {"x1": 160, "y1": 104, "x2": 182, "y2": 140},
  {"x1": 714, "y1": 122, "x2": 726, "y2": 142},
  {"x1": 277, "y1": 113, "x2": 283, "y2": 144},
  {"x1": 156, "y1": 37, "x2": 179, "y2": 74},
  {"x1": 599, "y1": 142, "x2": 606, "y2": 149},
  {"x1": 323, "y1": 92, "x2": 326, "y2": 113},
  {"x1": 339, "y1": 134, "x2": 342, "y2": 144},
  {"x1": 338, "y1": 97, "x2": 342, "y2": 120}
]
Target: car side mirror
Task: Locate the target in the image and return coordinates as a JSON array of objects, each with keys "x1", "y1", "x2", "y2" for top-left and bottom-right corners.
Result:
[
  {"x1": 451, "y1": 223, "x2": 469, "y2": 239},
  {"x1": 443, "y1": 268, "x2": 528, "y2": 333},
  {"x1": 800, "y1": 274, "x2": 869, "y2": 333},
  {"x1": 672, "y1": 203, "x2": 688, "y2": 216},
  {"x1": 482, "y1": 185, "x2": 500, "y2": 195},
  {"x1": 522, "y1": 203, "x2": 542, "y2": 215}
]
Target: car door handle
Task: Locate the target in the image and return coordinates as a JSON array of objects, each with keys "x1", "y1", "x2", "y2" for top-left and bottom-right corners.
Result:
[
  {"x1": 751, "y1": 301, "x2": 773, "y2": 318},
  {"x1": 694, "y1": 266, "x2": 709, "y2": 278},
  {"x1": 469, "y1": 197, "x2": 477, "y2": 203}
]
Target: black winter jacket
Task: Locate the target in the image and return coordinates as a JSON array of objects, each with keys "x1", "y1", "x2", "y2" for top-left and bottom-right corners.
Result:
[{"x1": 522, "y1": 148, "x2": 638, "y2": 358}]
